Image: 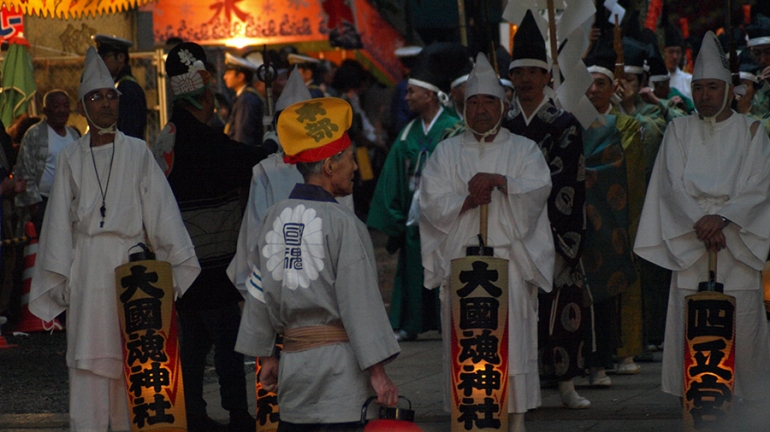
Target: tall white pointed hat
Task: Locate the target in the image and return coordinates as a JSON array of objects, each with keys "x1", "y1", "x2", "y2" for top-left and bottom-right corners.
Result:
[
  {"x1": 692, "y1": 31, "x2": 731, "y2": 84},
  {"x1": 465, "y1": 52, "x2": 506, "y2": 101},
  {"x1": 275, "y1": 66, "x2": 312, "y2": 112},
  {"x1": 79, "y1": 46, "x2": 119, "y2": 101}
]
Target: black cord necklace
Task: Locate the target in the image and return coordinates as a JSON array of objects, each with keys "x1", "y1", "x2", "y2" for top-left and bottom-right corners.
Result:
[{"x1": 90, "y1": 137, "x2": 115, "y2": 228}]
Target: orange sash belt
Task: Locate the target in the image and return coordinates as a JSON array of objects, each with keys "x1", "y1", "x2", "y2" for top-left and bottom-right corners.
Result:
[{"x1": 282, "y1": 325, "x2": 349, "y2": 353}]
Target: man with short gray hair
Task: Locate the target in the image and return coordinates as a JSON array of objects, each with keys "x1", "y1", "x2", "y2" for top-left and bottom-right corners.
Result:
[{"x1": 15, "y1": 89, "x2": 79, "y2": 233}]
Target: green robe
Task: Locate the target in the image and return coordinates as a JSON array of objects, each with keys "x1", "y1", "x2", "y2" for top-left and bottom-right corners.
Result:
[
  {"x1": 666, "y1": 87, "x2": 694, "y2": 114},
  {"x1": 614, "y1": 99, "x2": 666, "y2": 184},
  {"x1": 750, "y1": 80, "x2": 770, "y2": 119},
  {"x1": 367, "y1": 108, "x2": 459, "y2": 335},
  {"x1": 583, "y1": 114, "x2": 645, "y2": 362}
]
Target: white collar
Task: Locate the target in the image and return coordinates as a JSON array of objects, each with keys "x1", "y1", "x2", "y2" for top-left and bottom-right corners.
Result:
[
  {"x1": 515, "y1": 94, "x2": 549, "y2": 126},
  {"x1": 421, "y1": 106, "x2": 444, "y2": 134}
]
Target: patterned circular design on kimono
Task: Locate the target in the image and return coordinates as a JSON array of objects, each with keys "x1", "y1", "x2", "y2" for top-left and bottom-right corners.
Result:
[
  {"x1": 611, "y1": 227, "x2": 629, "y2": 255},
  {"x1": 586, "y1": 204, "x2": 602, "y2": 231},
  {"x1": 555, "y1": 186, "x2": 575, "y2": 216},
  {"x1": 560, "y1": 302, "x2": 581, "y2": 332},
  {"x1": 553, "y1": 347, "x2": 570, "y2": 376},
  {"x1": 607, "y1": 184, "x2": 627, "y2": 211},
  {"x1": 262, "y1": 204, "x2": 326, "y2": 289},
  {"x1": 601, "y1": 143, "x2": 623, "y2": 164}
]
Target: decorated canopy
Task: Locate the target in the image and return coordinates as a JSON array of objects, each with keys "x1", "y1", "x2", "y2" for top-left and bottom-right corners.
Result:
[
  {"x1": 141, "y1": 0, "x2": 406, "y2": 84},
  {"x1": 1, "y1": 0, "x2": 152, "y2": 18}
]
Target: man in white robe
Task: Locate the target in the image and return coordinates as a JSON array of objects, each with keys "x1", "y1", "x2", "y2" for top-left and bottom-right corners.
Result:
[
  {"x1": 236, "y1": 97, "x2": 399, "y2": 430},
  {"x1": 28, "y1": 47, "x2": 200, "y2": 431},
  {"x1": 419, "y1": 53, "x2": 553, "y2": 432},
  {"x1": 635, "y1": 31, "x2": 770, "y2": 403}
]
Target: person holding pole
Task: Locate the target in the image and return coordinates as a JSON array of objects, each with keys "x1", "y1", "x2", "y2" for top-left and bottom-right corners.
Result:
[
  {"x1": 419, "y1": 52, "x2": 553, "y2": 432},
  {"x1": 502, "y1": 9, "x2": 590, "y2": 410},
  {"x1": 634, "y1": 31, "x2": 770, "y2": 406}
]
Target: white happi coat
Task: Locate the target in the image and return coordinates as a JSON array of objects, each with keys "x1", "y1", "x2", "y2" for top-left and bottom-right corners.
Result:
[
  {"x1": 634, "y1": 112, "x2": 770, "y2": 400},
  {"x1": 227, "y1": 152, "x2": 353, "y2": 294},
  {"x1": 29, "y1": 132, "x2": 200, "y2": 379},
  {"x1": 419, "y1": 128, "x2": 554, "y2": 412},
  {"x1": 236, "y1": 185, "x2": 399, "y2": 424}
]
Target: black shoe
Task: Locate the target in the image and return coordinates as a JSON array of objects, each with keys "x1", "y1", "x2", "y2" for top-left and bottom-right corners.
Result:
[
  {"x1": 188, "y1": 414, "x2": 227, "y2": 432},
  {"x1": 228, "y1": 409, "x2": 256, "y2": 432}
]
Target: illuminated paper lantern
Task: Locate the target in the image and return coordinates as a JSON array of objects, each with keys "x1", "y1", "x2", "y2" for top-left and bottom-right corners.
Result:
[
  {"x1": 450, "y1": 254, "x2": 509, "y2": 431},
  {"x1": 115, "y1": 253, "x2": 186, "y2": 432},
  {"x1": 683, "y1": 290, "x2": 736, "y2": 431},
  {"x1": 256, "y1": 350, "x2": 281, "y2": 431}
]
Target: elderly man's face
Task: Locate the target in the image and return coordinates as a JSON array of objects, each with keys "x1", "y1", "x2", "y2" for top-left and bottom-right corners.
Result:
[
  {"x1": 43, "y1": 92, "x2": 71, "y2": 130},
  {"x1": 465, "y1": 94, "x2": 502, "y2": 134},
  {"x1": 405, "y1": 84, "x2": 433, "y2": 115},
  {"x1": 509, "y1": 66, "x2": 549, "y2": 103},
  {"x1": 587, "y1": 73, "x2": 615, "y2": 112},
  {"x1": 80, "y1": 89, "x2": 119, "y2": 128},
  {"x1": 692, "y1": 79, "x2": 730, "y2": 118},
  {"x1": 329, "y1": 147, "x2": 358, "y2": 197}
]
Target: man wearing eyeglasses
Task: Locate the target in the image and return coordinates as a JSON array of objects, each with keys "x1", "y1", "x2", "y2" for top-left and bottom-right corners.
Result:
[
  {"x1": 28, "y1": 47, "x2": 200, "y2": 431},
  {"x1": 747, "y1": 14, "x2": 770, "y2": 120},
  {"x1": 94, "y1": 34, "x2": 148, "y2": 140}
]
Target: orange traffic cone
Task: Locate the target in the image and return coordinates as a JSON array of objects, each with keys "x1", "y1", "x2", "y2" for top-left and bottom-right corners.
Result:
[{"x1": 11, "y1": 222, "x2": 63, "y2": 333}]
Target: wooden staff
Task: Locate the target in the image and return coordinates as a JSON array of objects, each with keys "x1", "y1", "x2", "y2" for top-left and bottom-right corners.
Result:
[
  {"x1": 547, "y1": 0, "x2": 561, "y2": 89},
  {"x1": 457, "y1": 0, "x2": 468, "y2": 47},
  {"x1": 727, "y1": 0, "x2": 740, "y2": 86},
  {"x1": 613, "y1": 14, "x2": 625, "y2": 82}
]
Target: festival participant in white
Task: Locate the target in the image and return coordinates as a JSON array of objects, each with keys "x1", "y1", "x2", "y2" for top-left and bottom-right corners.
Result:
[
  {"x1": 419, "y1": 52, "x2": 553, "y2": 432},
  {"x1": 634, "y1": 31, "x2": 770, "y2": 403},
  {"x1": 28, "y1": 47, "x2": 200, "y2": 431}
]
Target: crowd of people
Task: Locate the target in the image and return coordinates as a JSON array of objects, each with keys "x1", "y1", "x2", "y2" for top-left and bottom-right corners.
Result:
[{"x1": 0, "y1": 8, "x2": 769, "y2": 432}]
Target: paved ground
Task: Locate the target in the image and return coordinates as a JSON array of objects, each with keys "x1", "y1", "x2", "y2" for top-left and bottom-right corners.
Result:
[
  {"x1": 3, "y1": 339, "x2": 770, "y2": 431},
  {"x1": 3, "y1": 230, "x2": 770, "y2": 430}
]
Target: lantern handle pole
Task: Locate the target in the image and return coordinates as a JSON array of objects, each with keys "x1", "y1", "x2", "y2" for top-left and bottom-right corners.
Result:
[{"x1": 480, "y1": 204, "x2": 488, "y2": 246}]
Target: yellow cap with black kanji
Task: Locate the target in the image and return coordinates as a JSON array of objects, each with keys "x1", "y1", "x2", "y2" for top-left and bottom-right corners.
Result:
[{"x1": 278, "y1": 97, "x2": 353, "y2": 164}]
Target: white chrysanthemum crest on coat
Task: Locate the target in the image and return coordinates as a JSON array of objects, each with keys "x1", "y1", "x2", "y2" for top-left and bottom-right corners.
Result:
[{"x1": 262, "y1": 204, "x2": 325, "y2": 289}]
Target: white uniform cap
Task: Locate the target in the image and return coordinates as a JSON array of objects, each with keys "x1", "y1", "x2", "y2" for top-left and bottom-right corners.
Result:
[
  {"x1": 287, "y1": 53, "x2": 320, "y2": 65},
  {"x1": 79, "y1": 46, "x2": 120, "y2": 101},
  {"x1": 465, "y1": 52, "x2": 506, "y2": 102},
  {"x1": 394, "y1": 46, "x2": 422, "y2": 57},
  {"x1": 244, "y1": 51, "x2": 264, "y2": 69},
  {"x1": 225, "y1": 53, "x2": 259, "y2": 71},
  {"x1": 692, "y1": 31, "x2": 732, "y2": 84},
  {"x1": 275, "y1": 66, "x2": 312, "y2": 112}
]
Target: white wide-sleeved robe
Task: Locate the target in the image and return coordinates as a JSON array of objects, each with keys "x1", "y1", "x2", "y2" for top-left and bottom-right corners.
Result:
[
  {"x1": 227, "y1": 152, "x2": 353, "y2": 294},
  {"x1": 29, "y1": 132, "x2": 200, "y2": 379},
  {"x1": 419, "y1": 128, "x2": 554, "y2": 413},
  {"x1": 634, "y1": 112, "x2": 770, "y2": 400}
]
